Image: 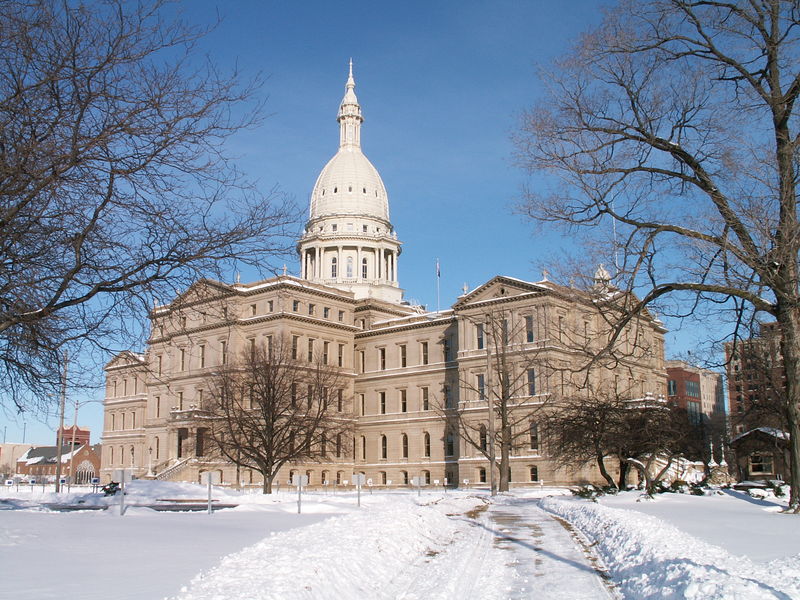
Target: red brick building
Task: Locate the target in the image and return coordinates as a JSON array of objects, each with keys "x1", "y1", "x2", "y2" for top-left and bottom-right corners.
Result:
[
  {"x1": 16, "y1": 444, "x2": 102, "y2": 483},
  {"x1": 59, "y1": 425, "x2": 91, "y2": 447}
]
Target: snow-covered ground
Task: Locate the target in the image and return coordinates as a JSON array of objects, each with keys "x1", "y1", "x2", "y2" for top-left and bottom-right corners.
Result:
[
  {"x1": 541, "y1": 489, "x2": 800, "y2": 599},
  {"x1": 2, "y1": 482, "x2": 800, "y2": 599}
]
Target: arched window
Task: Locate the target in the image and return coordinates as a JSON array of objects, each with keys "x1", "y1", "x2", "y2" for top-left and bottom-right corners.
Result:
[
  {"x1": 331, "y1": 257, "x2": 337, "y2": 278},
  {"x1": 346, "y1": 256, "x2": 353, "y2": 278},
  {"x1": 381, "y1": 435, "x2": 387, "y2": 459},
  {"x1": 321, "y1": 471, "x2": 329, "y2": 485},
  {"x1": 530, "y1": 466, "x2": 539, "y2": 482},
  {"x1": 362, "y1": 257, "x2": 368, "y2": 279},
  {"x1": 423, "y1": 432, "x2": 431, "y2": 457},
  {"x1": 479, "y1": 425, "x2": 488, "y2": 452},
  {"x1": 402, "y1": 433, "x2": 408, "y2": 458},
  {"x1": 422, "y1": 470, "x2": 431, "y2": 484}
]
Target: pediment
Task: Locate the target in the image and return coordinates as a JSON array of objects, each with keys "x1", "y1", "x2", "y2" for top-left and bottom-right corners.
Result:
[
  {"x1": 104, "y1": 350, "x2": 146, "y2": 370},
  {"x1": 453, "y1": 276, "x2": 547, "y2": 309}
]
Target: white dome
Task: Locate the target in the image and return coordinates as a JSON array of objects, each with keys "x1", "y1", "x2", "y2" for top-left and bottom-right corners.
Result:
[{"x1": 309, "y1": 147, "x2": 389, "y2": 222}]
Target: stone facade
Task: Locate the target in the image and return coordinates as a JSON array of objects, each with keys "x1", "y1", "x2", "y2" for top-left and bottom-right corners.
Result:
[{"x1": 101, "y1": 65, "x2": 667, "y2": 488}]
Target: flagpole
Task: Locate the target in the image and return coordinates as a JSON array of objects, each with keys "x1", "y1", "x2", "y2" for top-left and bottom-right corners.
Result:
[{"x1": 436, "y1": 258, "x2": 440, "y2": 313}]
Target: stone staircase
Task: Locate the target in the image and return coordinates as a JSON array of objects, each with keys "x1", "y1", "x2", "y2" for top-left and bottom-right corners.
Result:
[{"x1": 154, "y1": 458, "x2": 194, "y2": 481}]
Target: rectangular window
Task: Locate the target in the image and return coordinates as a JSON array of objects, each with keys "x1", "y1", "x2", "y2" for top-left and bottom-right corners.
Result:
[
  {"x1": 525, "y1": 315, "x2": 534, "y2": 343},
  {"x1": 477, "y1": 324, "x2": 484, "y2": 350},
  {"x1": 308, "y1": 339, "x2": 315, "y2": 362},
  {"x1": 309, "y1": 303, "x2": 315, "y2": 316},
  {"x1": 131, "y1": 412, "x2": 136, "y2": 428},
  {"x1": 324, "y1": 307, "x2": 330, "y2": 318},
  {"x1": 422, "y1": 387, "x2": 429, "y2": 410},
  {"x1": 379, "y1": 348, "x2": 386, "y2": 370},
  {"x1": 686, "y1": 380, "x2": 700, "y2": 398},
  {"x1": 268, "y1": 300, "x2": 274, "y2": 312},
  {"x1": 291, "y1": 383, "x2": 297, "y2": 406},
  {"x1": 157, "y1": 355, "x2": 162, "y2": 376},
  {"x1": 558, "y1": 316, "x2": 564, "y2": 342},
  {"x1": 360, "y1": 393, "x2": 365, "y2": 416},
  {"x1": 338, "y1": 344, "x2": 345, "y2": 367},
  {"x1": 502, "y1": 319, "x2": 509, "y2": 346},
  {"x1": 338, "y1": 310, "x2": 345, "y2": 322},
  {"x1": 337, "y1": 389, "x2": 343, "y2": 412},
  {"x1": 251, "y1": 304, "x2": 257, "y2": 316},
  {"x1": 197, "y1": 389, "x2": 203, "y2": 407},
  {"x1": 358, "y1": 350, "x2": 365, "y2": 373},
  {"x1": 528, "y1": 369, "x2": 536, "y2": 396},
  {"x1": 249, "y1": 338, "x2": 256, "y2": 359},
  {"x1": 292, "y1": 336, "x2": 299, "y2": 360},
  {"x1": 750, "y1": 454, "x2": 774, "y2": 474},
  {"x1": 421, "y1": 341, "x2": 429, "y2": 365},
  {"x1": 400, "y1": 389, "x2": 407, "y2": 412},
  {"x1": 530, "y1": 423, "x2": 539, "y2": 451},
  {"x1": 379, "y1": 392, "x2": 386, "y2": 414},
  {"x1": 178, "y1": 391, "x2": 184, "y2": 411},
  {"x1": 400, "y1": 344, "x2": 407, "y2": 367},
  {"x1": 155, "y1": 396, "x2": 160, "y2": 418},
  {"x1": 323, "y1": 341, "x2": 329, "y2": 364},
  {"x1": 477, "y1": 374, "x2": 486, "y2": 400},
  {"x1": 199, "y1": 345, "x2": 205, "y2": 368},
  {"x1": 220, "y1": 341, "x2": 227, "y2": 365},
  {"x1": 667, "y1": 380, "x2": 677, "y2": 396},
  {"x1": 293, "y1": 300, "x2": 300, "y2": 312},
  {"x1": 180, "y1": 348, "x2": 186, "y2": 371}
]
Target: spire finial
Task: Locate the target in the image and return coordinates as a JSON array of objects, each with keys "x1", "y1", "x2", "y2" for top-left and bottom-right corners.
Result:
[{"x1": 338, "y1": 58, "x2": 362, "y2": 148}]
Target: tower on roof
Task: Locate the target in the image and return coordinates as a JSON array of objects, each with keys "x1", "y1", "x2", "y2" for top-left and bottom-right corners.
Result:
[{"x1": 297, "y1": 62, "x2": 403, "y2": 303}]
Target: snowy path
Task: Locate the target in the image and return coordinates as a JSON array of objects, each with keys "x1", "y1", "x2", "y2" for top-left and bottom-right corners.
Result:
[
  {"x1": 397, "y1": 496, "x2": 612, "y2": 599},
  {"x1": 175, "y1": 494, "x2": 612, "y2": 600}
]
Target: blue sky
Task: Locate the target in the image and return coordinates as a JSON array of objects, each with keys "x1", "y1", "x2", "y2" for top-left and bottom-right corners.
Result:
[{"x1": 5, "y1": 0, "x2": 704, "y2": 445}]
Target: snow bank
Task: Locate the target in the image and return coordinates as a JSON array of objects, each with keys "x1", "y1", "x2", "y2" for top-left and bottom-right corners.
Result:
[
  {"x1": 173, "y1": 496, "x2": 481, "y2": 600},
  {"x1": 541, "y1": 496, "x2": 800, "y2": 600}
]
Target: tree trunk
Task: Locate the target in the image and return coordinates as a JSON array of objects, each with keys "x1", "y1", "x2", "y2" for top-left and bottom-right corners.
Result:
[
  {"x1": 262, "y1": 471, "x2": 274, "y2": 494},
  {"x1": 617, "y1": 457, "x2": 630, "y2": 489},
  {"x1": 596, "y1": 454, "x2": 616, "y2": 488},
  {"x1": 776, "y1": 305, "x2": 800, "y2": 512},
  {"x1": 498, "y1": 422, "x2": 511, "y2": 492}
]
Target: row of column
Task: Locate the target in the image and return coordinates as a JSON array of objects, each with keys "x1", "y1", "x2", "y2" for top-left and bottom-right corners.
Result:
[{"x1": 302, "y1": 245, "x2": 398, "y2": 283}]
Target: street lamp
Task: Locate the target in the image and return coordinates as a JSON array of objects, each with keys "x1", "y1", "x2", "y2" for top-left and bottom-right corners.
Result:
[{"x1": 147, "y1": 446, "x2": 154, "y2": 477}]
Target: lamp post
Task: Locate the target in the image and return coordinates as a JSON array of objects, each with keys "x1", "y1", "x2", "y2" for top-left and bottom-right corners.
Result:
[
  {"x1": 147, "y1": 446, "x2": 154, "y2": 477},
  {"x1": 54, "y1": 351, "x2": 68, "y2": 493}
]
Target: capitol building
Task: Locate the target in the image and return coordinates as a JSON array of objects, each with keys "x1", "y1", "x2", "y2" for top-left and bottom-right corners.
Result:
[{"x1": 101, "y1": 65, "x2": 667, "y2": 488}]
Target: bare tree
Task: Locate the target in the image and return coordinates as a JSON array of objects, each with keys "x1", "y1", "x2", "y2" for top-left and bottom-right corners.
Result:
[
  {"x1": 205, "y1": 338, "x2": 353, "y2": 494},
  {"x1": 446, "y1": 308, "x2": 550, "y2": 493},
  {"x1": 515, "y1": 0, "x2": 800, "y2": 510},
  {"x1": 543, "y1": 390, "x2": 627, "y2": 489},
  {"x1": 0, "y1": 0, "x2": 296, "y2": 413}
]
